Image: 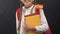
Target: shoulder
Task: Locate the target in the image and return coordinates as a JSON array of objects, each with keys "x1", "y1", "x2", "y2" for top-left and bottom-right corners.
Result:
[
  {"x1": 35, "y1": 4, "x2": 43, "y2": 9},
  {"x1": 16, "y1": 8, "x2": 22, "y2": 14},
  {"x1": 16, "y1": 8, "x2": 21, "y2": 13}
]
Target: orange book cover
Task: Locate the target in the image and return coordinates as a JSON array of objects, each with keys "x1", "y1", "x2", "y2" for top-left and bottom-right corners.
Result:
[{"x1": 24, "y1": 14, "x2": 41, "y2": 34}]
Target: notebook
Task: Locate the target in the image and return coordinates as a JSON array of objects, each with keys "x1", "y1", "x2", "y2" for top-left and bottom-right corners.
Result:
[{"x1": 24, "y1": 13, "x2": 41, "y2": 34}]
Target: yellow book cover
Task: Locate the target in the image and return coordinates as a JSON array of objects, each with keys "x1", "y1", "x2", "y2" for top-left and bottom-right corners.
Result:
[{"x1": 24, "y1": 14, "x2": 41, "y2": 34}]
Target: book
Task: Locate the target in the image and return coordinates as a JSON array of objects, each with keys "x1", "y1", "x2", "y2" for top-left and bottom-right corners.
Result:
[{"x1": 24, "y1": 13, "x2": 41, "y2": 34}]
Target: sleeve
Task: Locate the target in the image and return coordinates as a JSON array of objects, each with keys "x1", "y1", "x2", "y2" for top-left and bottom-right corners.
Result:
[
  {"x1": 16, "y1": 12, "x2": 19, "y2": 29},
  {"x1": 16, "y1": 8, "x2": 21, "y2": 29},
  {"x1": 35, "y1": 9, "x2": 49, "y2": 32}
]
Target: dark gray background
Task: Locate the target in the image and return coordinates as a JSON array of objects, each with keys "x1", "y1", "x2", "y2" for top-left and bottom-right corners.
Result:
[
  {"x1": 0, "y1": 0, "x2": 18, "y2": 34},
  {"x1": 0, "y1": 0, "x2": 60, "y2": 34}
]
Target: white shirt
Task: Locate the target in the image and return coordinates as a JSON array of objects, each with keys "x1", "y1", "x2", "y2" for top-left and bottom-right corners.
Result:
[{"x1": 16, "y1": 5, "x2": 49, "y2": 34}]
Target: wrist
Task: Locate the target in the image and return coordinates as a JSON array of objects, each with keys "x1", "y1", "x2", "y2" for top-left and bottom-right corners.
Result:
[{"x1": 29, "y1": 26, "x2": 36, "y2": 31}]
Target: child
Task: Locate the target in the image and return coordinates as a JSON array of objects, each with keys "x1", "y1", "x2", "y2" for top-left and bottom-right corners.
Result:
[{"x1": 16, "y1": 0, "x2": 49, "y2": 34}]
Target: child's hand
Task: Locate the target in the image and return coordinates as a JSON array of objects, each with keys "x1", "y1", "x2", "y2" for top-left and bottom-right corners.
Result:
[
  {"x1": 23, "y1": 23, "x2": 32, "y2": 31},
  {"x1": 23, "y1": 23, "x2": 36, "y2": 32}
]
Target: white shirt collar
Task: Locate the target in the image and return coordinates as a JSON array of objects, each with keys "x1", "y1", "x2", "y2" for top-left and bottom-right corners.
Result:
[
  {"x1": 22, "y1": 4, "x2": 35, "y2": 15},
  {"x1": 22, "y1": 4, "x2": 34, "y2": 10}
]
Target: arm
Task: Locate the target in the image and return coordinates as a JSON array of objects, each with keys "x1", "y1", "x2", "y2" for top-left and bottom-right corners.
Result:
[
  {"x1": 16, "y1": 12, "x2": 19, "y2": 30},
  {"x1": 35, "y1": 9, "x2": 49, "y2": 32},
  {"x1": 16, "y1": 11, "x2": 21, "y2": 34},
  {"x1": 16, "y1": 8, "x2": 21, "y2": 30},
  {"x1": 16, "y1": 12, "x2": 19, "y2": 34}
]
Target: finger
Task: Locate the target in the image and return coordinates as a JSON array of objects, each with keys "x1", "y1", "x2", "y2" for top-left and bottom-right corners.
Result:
[{"x1": 23, "y1": 25, "x2": 28, "y2": 32}]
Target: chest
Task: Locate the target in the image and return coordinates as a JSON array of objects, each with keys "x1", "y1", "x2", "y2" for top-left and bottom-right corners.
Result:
[
  {"x1": 24, "y1": 8, "x2": 40, "y2": 16},
  {"x1": 25, "y1": 10, "x2": 35, "y2": 16},
  {"x1": 22, "y1": 8, "x2": 35, "y2": 16}
]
